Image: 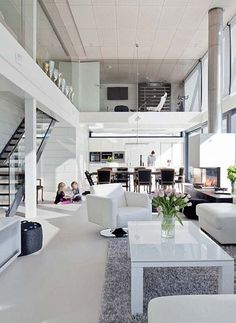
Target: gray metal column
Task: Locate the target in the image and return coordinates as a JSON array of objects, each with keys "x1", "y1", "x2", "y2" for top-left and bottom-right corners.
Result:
[{"x1": 208, "y1": 7, "x2": 223, "y2": 133}]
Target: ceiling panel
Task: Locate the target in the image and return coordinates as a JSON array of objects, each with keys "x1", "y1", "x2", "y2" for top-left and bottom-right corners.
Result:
[
  {"x1": 92, "y1": 0, "x2": 115, "y2": 5},
  {"x1": 118, "y1": 46, "x2": 135, "y2": 59},
  {"x1": 137, "y1": 6, "x2": 162, "y2": 29},
  {"x1": 84, "y1": 46, "x2": 102, "y2": 58},
  {"x1": 117, "y1": 29, "x2": 136, "y2": 45},
  {"x1": 117, "y1": 6, "x2": 139, "y2": 29},
  {"x1": 159, "y1": 7, "x2": 185, "y2": 28},
  {"x1": 136, "y1": 28, "x2": 156, "y2": 46},
  {"x1": 70, "y1": 5, "x2": 96, "y2": 28},
  {"x1": 101, "y1": 46, "x2": 118, "y2": 58},
  {"x1": 179, "y1": 7, "x2": 206, "y2": 30},
  {"x1": 117, "y1": 0, "x2": 138, "y2": 5},
  {"x1": 79, "y1": 29, "x2": 99, "y2": 46},
  {"x1": 97, "y1": 28, "x2": 117, "y2": 46},
  {"x1": 93, "y1": 5, "x2": 116, "y2": 28},
  {"x1": 68, "y1": 0, "x2": 92, "y2": 4}
]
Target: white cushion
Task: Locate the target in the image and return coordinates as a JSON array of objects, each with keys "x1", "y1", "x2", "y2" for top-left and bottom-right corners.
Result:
[
  {"x1": 148, "y1": 295, "x2": 236, "y2": 323},
  {"x1": 91, "y1": 183, "x2": 127, "y2": 207},
  {"x1": 117, "y1": 206, "x2": 151, "y2": 227},
  {"x1": 196, "y1": 203, "x2": 236, "y2": 229}
]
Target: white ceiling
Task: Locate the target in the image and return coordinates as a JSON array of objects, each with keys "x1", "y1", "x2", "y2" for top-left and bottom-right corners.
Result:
[
  {"x1": 67, "y1": 0, "x2": 236, "y2": 60},
  {"x1": 38, "y1": 0, "x2": 236, "y2": 82},
  {"x1": 99, "y1": 58, "x2": 196, "y2": 83}
]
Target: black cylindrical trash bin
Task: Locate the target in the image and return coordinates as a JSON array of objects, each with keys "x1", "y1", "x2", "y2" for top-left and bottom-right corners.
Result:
[{"x1": 20, "y1": 221, "x2": 43, "y2": 256}]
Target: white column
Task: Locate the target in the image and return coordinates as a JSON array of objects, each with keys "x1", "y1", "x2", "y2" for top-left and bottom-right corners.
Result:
[
  {"x1": 25, "y1": 98, "x2": 37, "y2": 218},
  {"x1": 208, "y1": 7, "x2": 223, "y2": 133}
]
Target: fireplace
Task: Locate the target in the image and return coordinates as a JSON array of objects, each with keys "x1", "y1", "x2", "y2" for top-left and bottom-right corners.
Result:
[{"x1": 191, "y1": 167, "x2": 221, "y2": 188}]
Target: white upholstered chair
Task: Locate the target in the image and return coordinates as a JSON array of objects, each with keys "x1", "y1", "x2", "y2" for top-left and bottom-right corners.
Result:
[
  {"x1": 86, "y1": 183, "x2": 152, "y2": 237},
  {"x1": 196, "y1": 203, "x2": 236, "y2": 244}
]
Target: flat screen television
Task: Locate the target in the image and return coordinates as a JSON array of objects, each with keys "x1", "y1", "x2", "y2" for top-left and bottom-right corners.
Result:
[{"x1": 107, "y1": 87, "x2": 128, "y2": 100}]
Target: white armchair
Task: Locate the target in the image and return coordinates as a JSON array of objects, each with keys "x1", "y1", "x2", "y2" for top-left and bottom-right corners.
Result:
[{"x1": 86, "y1": 183, "x2": 152, "y2": 237}]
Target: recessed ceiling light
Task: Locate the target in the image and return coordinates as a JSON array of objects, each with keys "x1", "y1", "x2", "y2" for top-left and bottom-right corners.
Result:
[{"x1": 107, "y1": 65, "x2": 112, "y2": 69}]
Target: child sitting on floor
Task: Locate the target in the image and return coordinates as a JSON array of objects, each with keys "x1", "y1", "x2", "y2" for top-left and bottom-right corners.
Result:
[
  {"x1": 54, "y1": 182, "x2": 71, "y2": 204},
  {"x1": 71, "y1": 181, "x2": 81, "y2": 202}
]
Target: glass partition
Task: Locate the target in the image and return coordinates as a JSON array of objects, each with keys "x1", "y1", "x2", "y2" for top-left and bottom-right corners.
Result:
[
  {"x1": 0, "y1": 0, "x2": 35, "y2": 57},
  {"x1": 0, "y1": 0, "x2": 22, "y2": 44},
  {"x1": 36, "y1": 2, "x2": 79, "y2": 108}
]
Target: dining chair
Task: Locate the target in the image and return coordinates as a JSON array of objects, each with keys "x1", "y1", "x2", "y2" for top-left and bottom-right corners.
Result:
[
  {"x1": 137, "y1": 169, "x2": 152, "y2": 193},
  {"x1": 159, "y1": 168, "x2": 175, "y2": 189},
  {"x1": 175, "y1": 167, "x2": 185, "y2": 192},
  {"x1": 133, "y1": 167, "x2": 146, "y2": 192},
  {"x1": 85, "y1": 171, "x2": 95, "y2": 186},
  {"x1": 97, "y1": 169, "x2": 112, "y2": 184},
  {"x1": 114, "y1": 167, "x2": 130, "y2": 191},
  {"x1": 36, "y1": 179, "x2": 44, "y2": 203},
  {"x1": 23, "y1": 178, "x2": 44, "y2": 204}
]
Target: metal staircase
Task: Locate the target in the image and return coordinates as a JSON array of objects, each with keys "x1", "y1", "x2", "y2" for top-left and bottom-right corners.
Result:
[{"x1": 0, "y1": 109, "x2": 56, "y2": 216}]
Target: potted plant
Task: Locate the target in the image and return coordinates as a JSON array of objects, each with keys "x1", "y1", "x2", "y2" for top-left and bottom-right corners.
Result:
[
  {"x1": 227, "y1": 165, "x2": 236, "y2": 193},
  {"x1": 151, "y1": 188, "x2": 191, "y2": 238},
  {"x1": 107, "y1": 156, "x2": 113, "y2": 163}
]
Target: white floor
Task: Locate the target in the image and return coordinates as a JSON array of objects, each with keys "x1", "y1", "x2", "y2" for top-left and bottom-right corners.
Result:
[{"x1": 0, "y1": 200, "x2": 108, "y2": 323}]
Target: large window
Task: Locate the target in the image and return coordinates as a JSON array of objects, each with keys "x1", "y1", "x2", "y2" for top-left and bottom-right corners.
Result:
[
  {"x1": 184, "y1": 63, "x2": 202, "y2": 112},
  {"x1": 230, "y1": 16, "x2": 236, "y2": 94},
  {"x1": 223, "y1": 26, "x2": 230, "y2": 96},
  {"x1": 201, "y1": 54, "x2": 208, "y2": 112}
]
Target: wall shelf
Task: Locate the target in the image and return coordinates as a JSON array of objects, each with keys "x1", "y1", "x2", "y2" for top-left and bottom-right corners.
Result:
[{"x1": 138, "y1": 82, "x2": 171, "y2": 111}]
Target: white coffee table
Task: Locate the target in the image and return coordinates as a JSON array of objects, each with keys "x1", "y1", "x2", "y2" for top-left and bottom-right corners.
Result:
[{"x1": 128, "y1": 221, "x2": 234, "y2": 315}]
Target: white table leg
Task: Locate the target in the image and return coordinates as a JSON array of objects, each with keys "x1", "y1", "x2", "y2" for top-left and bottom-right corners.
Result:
[
  {"x1": 218, "y1": 262, "x2": 234, "y2": 294},
  {"x1": 131, "y1": 264, "x2": 143, "y2": 315}
]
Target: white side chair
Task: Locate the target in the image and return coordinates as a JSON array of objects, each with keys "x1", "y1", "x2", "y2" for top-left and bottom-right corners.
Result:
[
  {"x1": 86, "y1": 183, "x2": 152, "y2": 237},
  {"x1": 146, "y1": 92, "x2": 167, "y2": 112},
  {"x1": 148, "y1": 295, "x2": 236, "y2": 323}
]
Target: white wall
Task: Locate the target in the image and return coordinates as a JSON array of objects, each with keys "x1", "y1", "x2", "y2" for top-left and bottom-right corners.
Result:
[
  {"x1": 0, "y1": 93, "x2": 24, "y2": 152},
  {"x1": 37, "y1": 124, "x2": 78, "y2": 193},
  {"x1": 79, "y1": 62, "x2": 100, "y2": 111},
  {"x1": 100, "y1": 83, "x2": 137, "y2": 112},
  {"x1": 88, "y1": 137, "x2": 184, "y2": 172}
]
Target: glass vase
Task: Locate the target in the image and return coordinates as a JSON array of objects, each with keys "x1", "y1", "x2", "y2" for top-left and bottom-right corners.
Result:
[
  {"x1": 231, "y1": 182, "x2": 236, "y2": 194},
  {"x1": 161, "y1": 216, "x2": 175, "y2": 238}
]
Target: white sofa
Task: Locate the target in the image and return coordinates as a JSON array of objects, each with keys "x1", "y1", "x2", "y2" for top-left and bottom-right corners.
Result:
[
  {"x1": 86, "y1": 183, "x2": 152, "y2": 236},
  {"x1": 148, "y1": 295, "x2": 236, "y2": 323},
  {"x1": 196, "y1": 203, "x2": 236, "y2": 244}
]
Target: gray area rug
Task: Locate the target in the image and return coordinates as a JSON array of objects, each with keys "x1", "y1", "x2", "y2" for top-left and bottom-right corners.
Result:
[{"x1": 99, "y1": 238, "x2": 236, "y2": 323}]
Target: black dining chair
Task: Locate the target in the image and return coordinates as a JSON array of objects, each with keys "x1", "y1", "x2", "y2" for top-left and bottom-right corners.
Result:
[
  {"x1": 159, "y1": 168, "x2": 175, "y2": 189},
  {"x1": 133, "y1": 167, "x2": 146, "y2": 192},
  {"x1": 85, "y1": 171, "x2": 94, "y2": 186},
  {"x1": 175, "y1": 167, "x2": 185, "y2": 192},
  {"x1": 97, "y1": 169, "x2": 112, "y2": 184},
  {"x1": 137, "y1": 169, "x2": 152, "y2": 193},
  {"x1": 114, "y1": 167, "x2": 130, "y2": 191}
]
